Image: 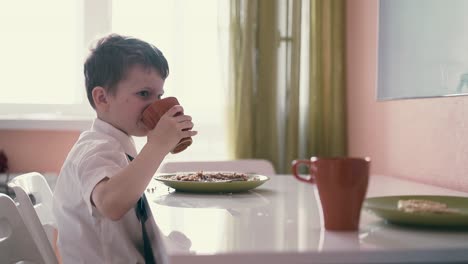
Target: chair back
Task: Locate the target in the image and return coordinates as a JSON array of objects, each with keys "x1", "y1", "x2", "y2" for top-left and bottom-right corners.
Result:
[
  {"x1": 8, "y1": 172, "x2": 58, "y2": 263},
  {"x1": 8, "y1": 172, "x2": 55, "y2": 227},
  {"x1": 159, "y1": 159, "x2": 276, "y2": 176},
  {"x1": 0, "y1": 193, "x2": 46, "y2": 264}
]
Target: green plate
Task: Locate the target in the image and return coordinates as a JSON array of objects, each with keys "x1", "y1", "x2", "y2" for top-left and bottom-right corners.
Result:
[
  {"x1": 154, "y1": 173, "x2": 270, "y2": 193},
  {"x1": 364, "y1": 195, "x2": 468, "y2": 227}
]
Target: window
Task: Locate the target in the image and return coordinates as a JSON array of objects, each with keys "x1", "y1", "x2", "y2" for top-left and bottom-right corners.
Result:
[
  {"x1": 0, "y1": 1, "x2": 91, "y2": 116},
  {"x1": 0, "y1": 0, "x2": 230, "y2": 161}
]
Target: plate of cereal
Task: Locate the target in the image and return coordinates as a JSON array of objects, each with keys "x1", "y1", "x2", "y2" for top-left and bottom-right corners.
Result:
[
  {"x1": 363, "y1": 195, "x2": 468, "y2": 227},
  {"x1": 154, "y1": 171, "x2": 270, "y2": 193}
]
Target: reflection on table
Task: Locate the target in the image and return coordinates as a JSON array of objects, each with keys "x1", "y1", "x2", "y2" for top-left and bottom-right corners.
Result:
[{"x1": 145, "y1": 175, "x2": 468, "y2": 264}]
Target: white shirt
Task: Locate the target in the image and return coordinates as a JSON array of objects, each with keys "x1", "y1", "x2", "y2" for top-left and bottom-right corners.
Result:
[{"x1": 53, "y1": 118, "x2": 145, "y2": 264}]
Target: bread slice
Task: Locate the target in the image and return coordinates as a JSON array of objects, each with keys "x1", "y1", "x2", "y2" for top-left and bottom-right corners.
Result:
[{"x1": 398, "y1": 199, "x2": 460, "y2": 214}]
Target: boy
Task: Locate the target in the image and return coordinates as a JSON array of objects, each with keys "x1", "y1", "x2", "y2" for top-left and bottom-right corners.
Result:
[{"x1": 53, "y1": 33, "x2": 197, "y2": 263}]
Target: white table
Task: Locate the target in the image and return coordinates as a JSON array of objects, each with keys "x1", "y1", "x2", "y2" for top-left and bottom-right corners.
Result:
[{"x1": 145, "y1": 175, "x2": 468, "y2": 264}]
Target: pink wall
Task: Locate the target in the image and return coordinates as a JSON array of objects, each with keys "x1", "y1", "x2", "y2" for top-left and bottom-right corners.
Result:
[
  {"x1": 0, "y1": 130, "x2": 79, "y2": 174},
  {"x1": 346, "y1": 0, "x2": 468, "y2": 192}
]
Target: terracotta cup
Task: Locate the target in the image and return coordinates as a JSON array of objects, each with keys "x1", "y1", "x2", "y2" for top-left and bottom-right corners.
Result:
[
  {"x1": 142, "y1": 97, "x2": 193, "y2": 154},
  {"x1": 292, "y1": 157, "x2": 370, "y2": 231}
]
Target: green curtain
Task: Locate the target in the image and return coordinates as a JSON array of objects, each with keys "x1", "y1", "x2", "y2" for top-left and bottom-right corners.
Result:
[
  {"x1": 228, "y1": 0, "x2": 279, "y2": 169},
  {"x1": 284, "y1": 0, "x2": 302, "y2": 173},
  {"x1": 228, "y1": 0, "x2": 346, "y2": 173},
  {"x1": 307, "y1": 0, "x2": 347, "y2": 158}
]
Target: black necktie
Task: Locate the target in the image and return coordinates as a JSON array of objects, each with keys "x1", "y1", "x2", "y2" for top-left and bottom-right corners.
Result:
[{"x1": 126, "y1": 154, "x2": 156, "y2": 264}]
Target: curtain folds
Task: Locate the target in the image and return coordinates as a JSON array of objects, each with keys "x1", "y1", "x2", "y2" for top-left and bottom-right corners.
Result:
[
  {"x1": 228, "y1": 0, "x2": 279, "y2": 168},
  {"x1": 308, "y1": 0, "x2": 347, "y2": 158},
  {"x1": 284, "y1": 0, "x2": 302, "y2": 173},
  {"x1": 228, "y1": 0, "x2": 256, "y2": 159},
  {"x1": 228, "y1": 0, "x2": 346, "y2": 173}
]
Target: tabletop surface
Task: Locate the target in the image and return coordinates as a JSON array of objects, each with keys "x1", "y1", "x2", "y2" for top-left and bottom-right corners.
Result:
[{"x1": 145, "y1": 175, "x2": 468, "y2": 264}]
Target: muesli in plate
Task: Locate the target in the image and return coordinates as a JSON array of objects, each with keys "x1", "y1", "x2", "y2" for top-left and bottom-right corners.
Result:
[
  {"x1": 154, "y1": 171, "x2": 269, "y2": 193},
  {"x1": 167, "y1": 171, "x2": 253, "y2": 182}
]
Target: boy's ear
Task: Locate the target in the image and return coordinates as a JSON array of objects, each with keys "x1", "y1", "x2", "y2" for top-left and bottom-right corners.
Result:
[{"x1": 92, "y1": 86, "x2": 109, "y2": 111}]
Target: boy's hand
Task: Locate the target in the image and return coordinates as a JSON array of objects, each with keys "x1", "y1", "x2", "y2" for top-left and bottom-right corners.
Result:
[{"x1": 147, "y1": 105, "x2": 197, "y2": 153}]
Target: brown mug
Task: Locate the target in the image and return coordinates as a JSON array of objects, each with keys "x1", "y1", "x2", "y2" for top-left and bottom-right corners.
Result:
[
  {"x1": 292, "y1": 157, "x2": 370, "y2": 231},
  {"x1": 142, "y1": 97, "x2": 193, "y2": 154}
]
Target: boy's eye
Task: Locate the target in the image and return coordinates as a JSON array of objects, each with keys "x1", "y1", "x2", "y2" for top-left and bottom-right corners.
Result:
[{"x1": 137, "y1": 91, "x2": 150, "y2": 97}]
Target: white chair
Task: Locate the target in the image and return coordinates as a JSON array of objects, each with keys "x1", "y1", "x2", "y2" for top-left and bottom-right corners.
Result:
[
  {"x1": 8, "y1": 172, "x2": 59, "y2": 264},
  {"x1": 0, "y1": 193, "x2": 47, "y2": 264},
  {"x1": 159, "y1": 159, "x2": 276, "y2": 176}
]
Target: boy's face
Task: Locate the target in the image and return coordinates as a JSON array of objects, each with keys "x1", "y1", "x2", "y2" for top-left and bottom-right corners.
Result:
[{"x1": 103, "y1": 64, "x2": 165, "y2": 136}]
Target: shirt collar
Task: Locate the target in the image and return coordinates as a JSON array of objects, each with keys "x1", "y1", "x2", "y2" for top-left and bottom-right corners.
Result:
[{"x1": 91, "y1": 118, "x2": 138, "y2": 158}]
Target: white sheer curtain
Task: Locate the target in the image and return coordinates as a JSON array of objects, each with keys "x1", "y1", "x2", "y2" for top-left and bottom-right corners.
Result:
[{"x1": 112, "y1": 0, "x2": 230, "y2": 161}]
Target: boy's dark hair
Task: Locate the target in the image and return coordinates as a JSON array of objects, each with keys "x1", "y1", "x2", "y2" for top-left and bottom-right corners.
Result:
[{"x1": 84, "y1": 34, "x2": 169, "y2": 108}]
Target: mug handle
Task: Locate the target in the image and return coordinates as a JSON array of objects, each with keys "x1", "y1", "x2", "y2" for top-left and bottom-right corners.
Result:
[{"x1": 291, "y1": 159, "x2": 316, "y2": 184}]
